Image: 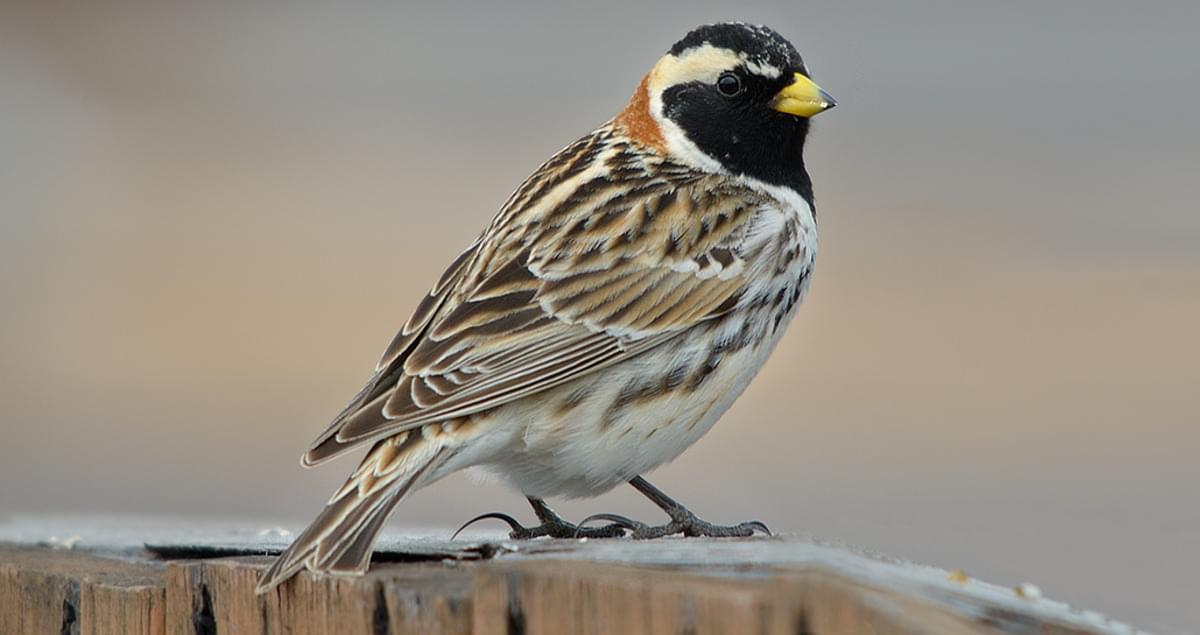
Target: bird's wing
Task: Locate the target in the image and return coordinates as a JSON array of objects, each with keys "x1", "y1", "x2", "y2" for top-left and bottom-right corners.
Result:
[{"x1": 304, "y1": 132, "x2": 769, "y2": 465}]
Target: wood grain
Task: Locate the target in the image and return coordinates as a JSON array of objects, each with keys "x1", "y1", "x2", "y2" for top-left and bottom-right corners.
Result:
[
  {"x1": 0, "y1": 538, "x2": 1134, "y2": 634},
  {"x1": 0, "y1": 546, "x2": 164, "y2": 635}
]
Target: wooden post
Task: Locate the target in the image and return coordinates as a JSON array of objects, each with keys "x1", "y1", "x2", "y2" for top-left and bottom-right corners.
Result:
[
  {"x1": 0, "y1": 524, "x2": 1142, "y2": 635},
  {"x1": 0, "y1": 547, "x2": 164, "y2": 635}
]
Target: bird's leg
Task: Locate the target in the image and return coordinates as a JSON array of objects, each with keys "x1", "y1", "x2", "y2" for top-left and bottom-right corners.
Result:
[
  {"x1": 452, "y1": 497, "x2": 627, "y2": 540},
  {"x1": 585, "y1": 476, "x2": 772, "y2": 539}
]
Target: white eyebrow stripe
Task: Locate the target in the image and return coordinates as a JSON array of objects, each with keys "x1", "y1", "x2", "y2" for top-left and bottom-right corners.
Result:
[
  {"x1": 652, "y1": 44, "x2": 785, "y2": 88},
  {"x1": 653, "y1": 44, "x2": 743, "y2": 86},
  {"x1": 741, "y1": 56, "x2": 782, "y2": 79}
]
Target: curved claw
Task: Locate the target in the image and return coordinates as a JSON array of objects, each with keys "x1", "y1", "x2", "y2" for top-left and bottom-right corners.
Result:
[
  {"x1": 743, "y1": 520, "x2": 773, "y2": 536},
  {"x1": 574, "y1": 513, "x2": 645, "y2": 537},
  {"x1": 451, "y1": 511, "x2": 526, "y2": 540}
]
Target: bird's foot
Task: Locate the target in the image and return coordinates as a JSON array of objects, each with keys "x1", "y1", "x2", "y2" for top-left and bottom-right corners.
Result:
[
  {"x1": 452, "y1": 501, "x2": 627, "y2": 540},
  {"x1": 576, "y1": 508, "x2": 771, "y2": 539}
]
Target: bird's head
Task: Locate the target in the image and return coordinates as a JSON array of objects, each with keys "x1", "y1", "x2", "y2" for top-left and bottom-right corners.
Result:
[{"x1": 615, "y1": 23, "x2": 835, "y2": 192}]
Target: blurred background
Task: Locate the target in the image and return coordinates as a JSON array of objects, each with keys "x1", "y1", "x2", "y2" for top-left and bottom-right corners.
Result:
[{"x1": 1, "y1": 2, "x2": 1197, "y2": 632}]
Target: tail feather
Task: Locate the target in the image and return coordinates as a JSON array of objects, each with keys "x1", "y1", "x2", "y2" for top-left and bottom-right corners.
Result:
[
  {"x1": 256, "y1": 433, "x2": 452, "y2": 594},
  {"x1": 323, "y1": 493, "x2": 403, "y2": 572}
]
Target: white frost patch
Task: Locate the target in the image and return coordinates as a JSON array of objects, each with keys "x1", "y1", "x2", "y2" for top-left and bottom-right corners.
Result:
[
  {"x1": 46, "y1": 535, "x2": 81, "y2": 550},
  {"x1": 1015, "y1": 583, "x2": 1044, "y2": 600}
]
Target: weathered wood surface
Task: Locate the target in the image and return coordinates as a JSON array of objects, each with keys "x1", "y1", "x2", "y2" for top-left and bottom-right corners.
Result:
[
  {"x1": 0, "y1": 518, "x2": 1143, "y2": 635},
  {"x1": 0, "y1": 546, "x2": 165, "y2": 635}
]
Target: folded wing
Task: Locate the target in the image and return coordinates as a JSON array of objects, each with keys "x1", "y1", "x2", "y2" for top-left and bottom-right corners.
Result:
[{"x1": 304, "y1": 135, "x2": 767, "y2": 465}]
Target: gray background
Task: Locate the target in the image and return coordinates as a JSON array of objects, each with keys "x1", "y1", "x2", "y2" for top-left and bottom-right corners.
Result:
[{"x1": 2, "y1": 2, "x2": 1197, "y2": 632}]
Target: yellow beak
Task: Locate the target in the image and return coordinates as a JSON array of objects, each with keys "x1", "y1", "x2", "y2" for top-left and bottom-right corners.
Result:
[{"x1": 770, "y1": 73, "x2": 837, "y2": 118}]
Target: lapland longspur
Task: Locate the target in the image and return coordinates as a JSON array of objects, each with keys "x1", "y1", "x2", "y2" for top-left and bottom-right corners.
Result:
[{"x1": 258, "y1": 22, "x2": 835, "y2": 593}]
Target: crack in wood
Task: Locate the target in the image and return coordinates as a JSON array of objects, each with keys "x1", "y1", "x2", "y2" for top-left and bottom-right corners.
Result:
[
  {"x1": 506, "y1": 574, "x2": 526, "y2": 635},
  {"x1": 372, "y1": 584, "x2": 390, "y2": 635},
  {"x1": 145, "y1": 541, "x2": 507, "y2": 563},
  {"x1": 794, "y1": 608, "x2": 812, "y2": 635},
  {"x1": 192, "y1": 582, "x2": 216, "y2": 635},
  {"x1": 58, "y1": 597, "x2": 76, "y2": 635},
  {"x1": 60, "y1": 579, "x2": 80, "y2": 635}
]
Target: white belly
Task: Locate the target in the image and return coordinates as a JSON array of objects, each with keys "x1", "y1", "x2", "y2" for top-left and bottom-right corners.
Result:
[{"x1": 474, "y1": 287, "x2": 804, "y2": 498}]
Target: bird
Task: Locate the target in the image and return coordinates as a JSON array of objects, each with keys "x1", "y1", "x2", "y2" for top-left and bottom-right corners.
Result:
[{"x1": 256, "y1": 21, "x2": 835, "y2": 594}]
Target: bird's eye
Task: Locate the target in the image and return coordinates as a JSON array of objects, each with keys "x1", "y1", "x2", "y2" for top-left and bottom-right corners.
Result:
[{"x1": 716, "y1": 72, "x2": 742, "y2": 96}]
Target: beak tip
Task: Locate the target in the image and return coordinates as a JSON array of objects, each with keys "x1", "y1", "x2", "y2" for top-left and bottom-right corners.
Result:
[{"x1": 771, "y1": 73, "x2": 837, "y2": 117}]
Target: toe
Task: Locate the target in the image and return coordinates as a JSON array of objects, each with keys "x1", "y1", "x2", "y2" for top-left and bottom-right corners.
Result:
[
  {"x1": 575, "y1": 523, "x2": 627, "y2": 539},
  {"x1": 452, "y1": 512, "x2": 528, "y2": 540},
  {"x1": 575, "y1": 513, "x2": 644, "y2": 537},
  {"x1": 631, "y1": 523, "x2": 684, "y2": 539},
  {"x1": 742, "y1": 520, "x2": 772, "y2": 536}
]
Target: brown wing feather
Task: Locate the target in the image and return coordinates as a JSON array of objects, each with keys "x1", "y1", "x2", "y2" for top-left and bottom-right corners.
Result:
[
  {"x1": 305, "y1": 128, "x2": 770, "y2": 460},
  {"x1": 303, "y1": 240, "x2": 479, "y2": 466}
]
